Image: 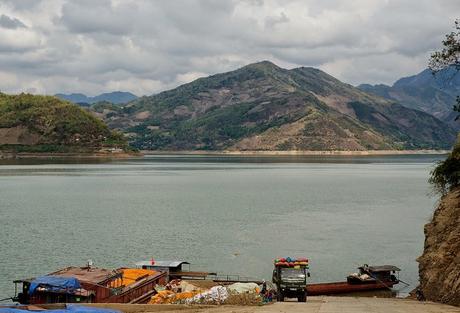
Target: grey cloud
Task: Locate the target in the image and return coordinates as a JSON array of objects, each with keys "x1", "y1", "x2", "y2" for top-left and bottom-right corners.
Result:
[
  {"x1": 1, "y1": 0, "x2": 42, "y2": 11},
  {"x1": 0, "y1": 14, "x2": 26, "y2": 29},
  {"x1": 265, "y1": 12, "x2": 289, "y2": 29},
  {"x1": 58, "y1": 0, "x2": 134, "y2": 35},
  {"x1": 0, "y1": 0, "x2": 457, "y2": 95}
]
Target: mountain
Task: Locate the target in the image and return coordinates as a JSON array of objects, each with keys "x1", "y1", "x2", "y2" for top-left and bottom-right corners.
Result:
[
  {"x1": 0, "y1": 93, "x2": 127, "y2": 152},
  {"x1": 358, "y1": 67, "x2": 460, "y2": 129},
  {"x1": 55, "y1": 91, "x2": 138, "y2": 105},
  {"x1": 97, "y1": 61, "x2": 456, "y2": 151}
]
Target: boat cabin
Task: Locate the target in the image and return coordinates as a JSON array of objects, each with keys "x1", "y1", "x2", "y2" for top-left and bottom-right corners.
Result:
[
  {"x1": 136, "y1": 260, "x2": 190, "y2": 273},
  {"x1": 135, "y1": 260, "x2": 215, "y2": 282},
  {"x1": 358, "y1": 265, "x2": 400, "y2": 282}
]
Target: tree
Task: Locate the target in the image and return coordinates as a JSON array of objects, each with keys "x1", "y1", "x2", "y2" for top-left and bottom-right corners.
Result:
[
  {"x1": 429, "y1": 19, "x2": 460, "y2": 119},
  {"x1": 429, "y1": 20, "x2": 460, "y2": 71},
  {"x1": 429, "y1": 20, "x2": 460, "y2": 194},
  {"x1": 429, "y1": 141, "x2": 460, "y2": 194}
]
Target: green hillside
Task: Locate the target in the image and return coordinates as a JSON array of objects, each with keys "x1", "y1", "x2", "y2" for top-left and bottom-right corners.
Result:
[
  {"x1": 0, "y1": 93, "x2": 127, "y2": 152},
  {"x1": 94, "y1": 61, "x2": 457, "y2": 151}
]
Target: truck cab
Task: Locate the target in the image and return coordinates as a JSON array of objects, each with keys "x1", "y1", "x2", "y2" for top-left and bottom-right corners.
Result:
[{"x1": 272, "y1": 257, "x2": 310, "y2": 302}]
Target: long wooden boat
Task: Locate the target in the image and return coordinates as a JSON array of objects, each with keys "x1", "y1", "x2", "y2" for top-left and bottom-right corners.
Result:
[
  {"x1": 306, "y1": 264, "x2": 401, "y2": 296},
  {"x1": 306, "y1": 280, "x2": 398, "y2": 296}
]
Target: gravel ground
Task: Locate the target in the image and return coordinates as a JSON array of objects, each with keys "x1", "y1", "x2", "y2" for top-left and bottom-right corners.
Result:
[{"x1": 73, "y1": 296, "x2": 460, "y2": 313}]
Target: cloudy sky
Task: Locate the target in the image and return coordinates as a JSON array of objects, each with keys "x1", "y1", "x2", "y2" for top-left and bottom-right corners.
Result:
[{"x1": 0, "y1": 0, "x2": 458, "y2": 96}]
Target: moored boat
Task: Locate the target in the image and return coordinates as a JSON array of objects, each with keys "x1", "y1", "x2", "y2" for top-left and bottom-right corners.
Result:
[
  {"x1": 306, "y1": 264, "x2": 400, "y2": 296},
  {"x1": 12, "y1": 264, "x2": 167, "y2": 304}
]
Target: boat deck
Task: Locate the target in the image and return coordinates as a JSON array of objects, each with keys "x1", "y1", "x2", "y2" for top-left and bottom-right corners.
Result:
[{"x1": 307, "y1": 280, "x2": 397, "y2": 296}]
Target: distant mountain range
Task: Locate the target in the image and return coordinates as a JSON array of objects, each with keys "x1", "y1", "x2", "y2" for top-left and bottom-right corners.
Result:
[
  {"x1": 55, "y1": 91, "x2": 138, "y2": 105},
  {"x1": 94, "y1": 61, "x2": 456, "y2": 151},
  {"x1": 359, "y1": 67, "x2": 460, "y2": 129}
]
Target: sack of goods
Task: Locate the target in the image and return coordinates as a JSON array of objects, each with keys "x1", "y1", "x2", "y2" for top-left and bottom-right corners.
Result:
[{"x1": 274, "y1": 257, "x2": 309, "y2": 267}]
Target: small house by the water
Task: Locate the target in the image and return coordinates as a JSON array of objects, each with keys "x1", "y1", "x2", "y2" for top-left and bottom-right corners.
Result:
[{"x1": 135, "y1": 260, "x2": 215, "y2": 281}]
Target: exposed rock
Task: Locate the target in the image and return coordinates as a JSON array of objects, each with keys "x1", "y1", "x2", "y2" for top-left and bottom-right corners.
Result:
[
  {"x1": 135, "y1": 111, "x2": 151, "y2": 120},
  {"x1": 418, "y1": 187, "x2": 460, "y2": 306},
  {"x1": 0, "y1": 126, "x2": 41, "y2": 145}
]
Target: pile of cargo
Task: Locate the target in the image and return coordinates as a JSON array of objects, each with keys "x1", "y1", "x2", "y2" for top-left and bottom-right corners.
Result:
[
  {"x1": 148, "y1": 280, "x2": 265, "y2": 305},
  {"x1": 118, "y1": 268, "x2": 157, "y2": 287},
  {"x1": 0, "y1": 305, "x2": 121, "y2": 313},
  {"x1": 274, "y1": 257, "x2": 309, "y2": 267}
]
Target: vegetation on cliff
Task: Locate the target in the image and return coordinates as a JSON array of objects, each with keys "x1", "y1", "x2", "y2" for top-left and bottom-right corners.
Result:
[
  {"x1": 430, "y1": 140, "x2": 460, "y2": 194},
  {"x1": 0, "y1": 93, "x2": 128, "y2": 153},
  {"x1": 429, "y1": 19, "x2": 460, "y2": 195},
  {"x1": 419, "y1": 19, "x2": 460, "y2": 307}
]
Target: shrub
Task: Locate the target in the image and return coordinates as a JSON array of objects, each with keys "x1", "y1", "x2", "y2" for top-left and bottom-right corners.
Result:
[{"x1": 429, "y1": 139, "x2": 460, "y2": 194}]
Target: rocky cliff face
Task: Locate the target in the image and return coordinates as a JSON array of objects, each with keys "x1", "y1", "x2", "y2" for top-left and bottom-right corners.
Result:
[{"x1": 418, "y1": 187, "x2": 460, "y2": 306}]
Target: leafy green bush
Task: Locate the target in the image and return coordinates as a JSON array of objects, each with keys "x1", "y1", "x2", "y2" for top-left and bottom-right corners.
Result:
[{"x1": 430, "y1": 139, "x2": 460, "y2": 194}]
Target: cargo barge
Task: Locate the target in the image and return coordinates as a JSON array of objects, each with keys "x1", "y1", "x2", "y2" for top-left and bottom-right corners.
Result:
[{"x1": 12, "y1": 264, "x2": 167, "y2": 304}]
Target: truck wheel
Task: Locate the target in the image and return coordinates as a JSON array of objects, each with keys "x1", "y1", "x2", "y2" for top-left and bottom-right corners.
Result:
[
  {"x1": 298, "y1": 293, "x2": 306, "y2": 302},
  {"x1": 277, "y1": 293, "x2": 284, "y2": 302}
]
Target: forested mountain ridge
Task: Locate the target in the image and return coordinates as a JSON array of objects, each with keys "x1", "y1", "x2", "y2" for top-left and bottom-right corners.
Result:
[{"x1": 90, "y1": 61, "x2": 457, "y2": 151}]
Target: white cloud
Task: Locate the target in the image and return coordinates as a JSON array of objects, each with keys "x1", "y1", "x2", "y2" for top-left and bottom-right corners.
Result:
[
  {"x1": 0, "y1": 27, "x2": 43, "y2": 52},
  {"x1": 0, "y1": 0, "x2": 458, "y2": 95},
  {"x1": 104, "y1": 77, "x2": 167, "y2": 96},
  {"x1": 176, "y1": 72, "x2": 208, "y2": 85}
]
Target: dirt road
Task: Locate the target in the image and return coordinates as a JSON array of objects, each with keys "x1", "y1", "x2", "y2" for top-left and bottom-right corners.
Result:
[{"x1": 86, "y1": 296, "x2": 460, "y2": 313}]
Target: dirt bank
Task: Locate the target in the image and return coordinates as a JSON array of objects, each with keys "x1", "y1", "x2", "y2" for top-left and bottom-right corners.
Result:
[
  {"x1": 418, "y1": 187, "x2": 460, "y2": 306},
  {"x1": 0, "y1": 126, "x2": 41, "y2": 145}
]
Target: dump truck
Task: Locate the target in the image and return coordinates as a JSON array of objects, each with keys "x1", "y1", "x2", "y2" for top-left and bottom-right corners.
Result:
[{"x1": 272, "y1": 257, "x2": 310, "y2": 302}]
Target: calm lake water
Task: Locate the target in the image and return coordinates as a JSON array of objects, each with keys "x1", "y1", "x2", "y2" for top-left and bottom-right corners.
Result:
[{"x1": 0, "y1": 154, "x2": 444, "y2": 299}]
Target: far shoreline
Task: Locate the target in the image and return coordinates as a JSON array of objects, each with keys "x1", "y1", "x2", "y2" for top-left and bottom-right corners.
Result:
[
  {"x1": 0, "y1": 151, "x2": 142, "y2": 160},
  {"x1": 0, "y1": 149, "x2": 449, "y2": 160},
  {"x1": 142, "y1": 149, "x2": 450, "y2": 156}
]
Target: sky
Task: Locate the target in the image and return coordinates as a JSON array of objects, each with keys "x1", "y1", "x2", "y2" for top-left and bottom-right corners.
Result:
[{"x1": 0, "y1": 0, "x2": 458, "y2": 96}]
